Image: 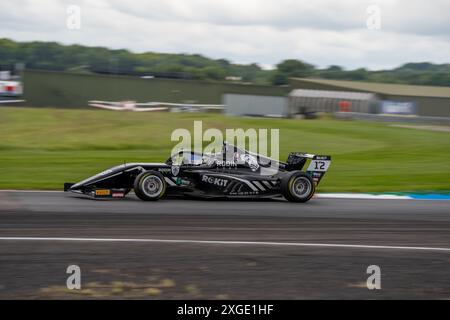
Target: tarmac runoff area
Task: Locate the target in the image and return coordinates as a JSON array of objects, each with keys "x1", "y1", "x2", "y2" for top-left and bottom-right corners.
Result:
[{"x1": 0, "y1": 190, "x2": 449, "y2": 299}]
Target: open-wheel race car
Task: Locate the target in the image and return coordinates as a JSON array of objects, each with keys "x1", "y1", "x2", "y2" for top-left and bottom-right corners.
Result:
[{"x1": 64, "y1": 143, "x2": 331, "y2": 202}]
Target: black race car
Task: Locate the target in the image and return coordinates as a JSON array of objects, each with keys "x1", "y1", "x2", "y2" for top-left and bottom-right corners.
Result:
[{"x1": 64, "y1": 143, "x2": 331, "y2": 202}]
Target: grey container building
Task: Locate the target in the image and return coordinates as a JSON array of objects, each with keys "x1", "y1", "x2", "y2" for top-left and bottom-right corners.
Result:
[
  {"x1": 288, "y1": 89, "x2": 378, "y2": 116},
  {"x1": 290, "y1": 78, "x2": 450, "y2": 117},
  {"x1": 223, "y1": 93, "x2": 289, "y2": 117}
]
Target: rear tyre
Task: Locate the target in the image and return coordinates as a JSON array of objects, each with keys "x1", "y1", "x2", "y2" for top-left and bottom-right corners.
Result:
[
  {"x1": 134, "y1": 171, "x2": 167, "y2": 201},
  {"x1": 281, "y1": 171, "x2": 315, "y2": 203}
]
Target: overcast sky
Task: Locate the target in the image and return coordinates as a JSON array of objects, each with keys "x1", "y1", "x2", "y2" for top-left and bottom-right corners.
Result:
[{"x1": 1, "y1": 0, "x2": 449, "y2": 70}]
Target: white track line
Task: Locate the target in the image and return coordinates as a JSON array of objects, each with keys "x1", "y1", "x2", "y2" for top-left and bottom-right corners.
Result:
[
  {"x1": 0, "y1": 237, "x2": 449, "y2": 252},
  {"x1": 315, "y1": 193, "x2": 411, "y2": 200}
]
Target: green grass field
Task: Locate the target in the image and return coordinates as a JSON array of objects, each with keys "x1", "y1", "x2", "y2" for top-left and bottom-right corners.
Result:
[{"x1": 0, "y1": 107, "x2": 449, "y2": 192}]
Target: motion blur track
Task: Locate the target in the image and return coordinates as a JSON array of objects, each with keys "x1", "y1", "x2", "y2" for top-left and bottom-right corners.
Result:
[{"x1": 0, "y1": 191, "x2": 449, "y2": 299}]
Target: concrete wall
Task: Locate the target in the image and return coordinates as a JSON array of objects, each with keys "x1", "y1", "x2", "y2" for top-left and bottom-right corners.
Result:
[
  {"x1": 335, "y1": 112, "x2": 450, "y2": 125},
  {"x1": 290, "y1": 78, "x2": 450, "y2": 117},
  {"x1": 381, "y1": 95, "x2": 450, "y2": 117},
  {"x1": 21, "y1": 70, "x2": 449, "y2": 117},
  {"x1": 223, "y1": 94, "x2": 288, "y2": 117},
  {"x1": 23, "y1": 70, "x2": 288, "y2": 108}
]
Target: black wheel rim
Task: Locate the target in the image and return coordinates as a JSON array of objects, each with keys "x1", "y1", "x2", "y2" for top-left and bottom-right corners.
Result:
[
  {"x1": 291, "y1": 176, "x2": 312, "y2": 198},
  {"x1": 142, "y1": 175, "x2": 163, "y2": 197}
]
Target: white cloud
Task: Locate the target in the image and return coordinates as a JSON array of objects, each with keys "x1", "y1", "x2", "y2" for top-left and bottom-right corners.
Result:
[{"x1": 0, "y1": 0, "x2": 449, "y2": 69}]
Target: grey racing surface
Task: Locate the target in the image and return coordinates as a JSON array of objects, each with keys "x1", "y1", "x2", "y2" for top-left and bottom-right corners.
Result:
[{"x1": 0, "y1": 191, "x2": 449, "y2": 299}]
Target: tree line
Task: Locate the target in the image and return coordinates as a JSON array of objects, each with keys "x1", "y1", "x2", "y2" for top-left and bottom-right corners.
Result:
[{"x1": 1, "y1": 38, "x2": 449, "y2": 86}]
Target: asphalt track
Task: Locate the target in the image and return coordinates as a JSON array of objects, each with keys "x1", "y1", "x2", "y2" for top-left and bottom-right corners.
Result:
[{"x1": 0, "y1": 191, "x2": 449, "y2": 299}]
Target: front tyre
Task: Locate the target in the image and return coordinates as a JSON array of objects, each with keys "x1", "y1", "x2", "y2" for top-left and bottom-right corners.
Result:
[
  {"x1": 134, "y1": 171, "x2": 167, "y2": 201},
  {"x1": 281, "y1": 171, "x2": 315, "y2": 203}
]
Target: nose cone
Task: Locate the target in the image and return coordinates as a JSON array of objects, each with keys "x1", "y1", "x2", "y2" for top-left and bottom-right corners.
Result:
[
  {"x1": 70, "y1": 164, "x2": 128, "y2": 190},
  {"x1": 64, "y1": 183, "x2": 75, "y2": 191}
]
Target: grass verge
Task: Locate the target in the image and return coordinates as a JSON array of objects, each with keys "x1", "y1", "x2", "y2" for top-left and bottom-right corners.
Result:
[{"x1": 0, "y1": 107, "x2": 449, "y2": 192}]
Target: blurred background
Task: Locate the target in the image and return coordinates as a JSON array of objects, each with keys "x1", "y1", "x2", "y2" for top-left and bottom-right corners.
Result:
[
  {"x1": 0, "y1": 0, "x2": 449, "y2": 193},
  {"x1": 1, "y1": 0, "x2": 450, "y2": 301}
]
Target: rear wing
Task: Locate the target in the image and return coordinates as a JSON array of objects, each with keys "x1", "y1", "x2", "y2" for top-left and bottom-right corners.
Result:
[{"x1": 286, "y1": 153, "x2": 331, "y2": 185}]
